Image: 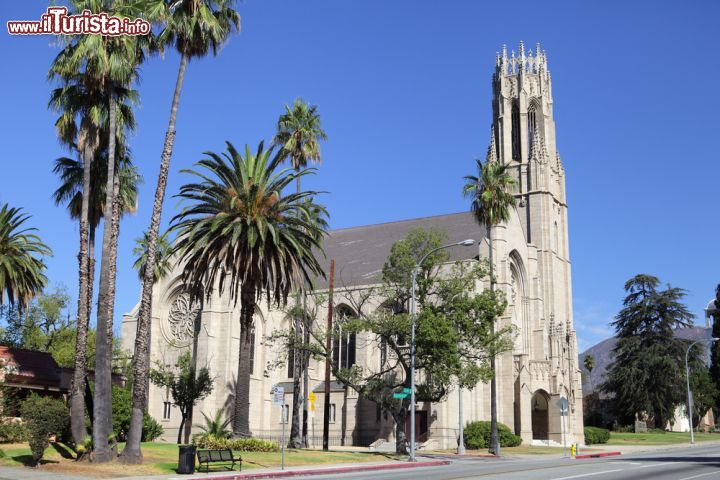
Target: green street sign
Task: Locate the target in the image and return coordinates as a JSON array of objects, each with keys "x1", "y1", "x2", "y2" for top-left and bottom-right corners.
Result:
[
  {"x1": 402, "y1": 387, "x2": 412, "y2": 394},
  {"x1": 393, "y1": 393, "x2": 408, "y2": 399}
]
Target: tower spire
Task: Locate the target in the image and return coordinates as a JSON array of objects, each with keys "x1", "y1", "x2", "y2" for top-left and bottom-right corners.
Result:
[{"x1": 487, "y1": 127, "x2": 498, "y2": 163}]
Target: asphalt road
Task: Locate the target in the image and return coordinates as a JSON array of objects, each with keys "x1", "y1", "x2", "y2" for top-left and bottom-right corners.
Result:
[{"x1": 306, "y1": 444, "x2": 720, "y2": 480}]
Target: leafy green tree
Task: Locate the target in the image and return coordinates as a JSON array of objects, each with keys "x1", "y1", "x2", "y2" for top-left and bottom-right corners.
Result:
[
  {"x1": 123, "y1": 0, "x2": 240, "y2": 463},
  {"x1": 688, "y1": 353, "x2": 717, "y2": 428},
  {"x1": 132, "y1": 230, "x2": 172, "y2": 283},
  {"x1": 275, "y1": 228, "x2": 511, "y2": 454},
  {"x1": 149, "y1": 352, "x2": 213, "y2": 444},
  {"x1": 0, "y1": 204, "x2": 52, "y2": 310},
  {"x1": 273, "y1": 98, "x2": 328, "y2": 448},
  {"x1": 601, "y1": 274, "x2": 694, "y2": 429},
  {"x1": 171, "y1": 142, "x2": 326, "y2": 439},
  {"x1": 463, "y1": 151, "x2": 516, "y2": 454}
]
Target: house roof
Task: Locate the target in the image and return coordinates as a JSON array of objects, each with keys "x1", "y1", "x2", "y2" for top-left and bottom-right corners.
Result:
[
  {"x1": 313, "y1": 212, "x2": 485, "y2": 288},
  {"x1": 0, "y1": 346, "x2": 62, "y2": 387}
]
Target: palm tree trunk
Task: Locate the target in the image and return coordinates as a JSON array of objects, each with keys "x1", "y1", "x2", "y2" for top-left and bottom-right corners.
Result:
[
  {"x1": 488, "y1": 225, "x2": 499, "y2": 455},
  {"x1": 289, "y1": 313, "x2": 302, "y2": 447},
  {"x1": 70, "y1": 140, "x2": 93, "y2": 447},
  {"x1": 289, "y1": 166, "x2": 303, "y2": 448},
  {"x1": 93, "y1": 91, "x2": 118, "y2": 463},
  {"x1": 120, "y1": 51, "x2": 189, "y2": 464},
  {"x1": 233, "y1": 284, "x2": 256, "y2": 437}
]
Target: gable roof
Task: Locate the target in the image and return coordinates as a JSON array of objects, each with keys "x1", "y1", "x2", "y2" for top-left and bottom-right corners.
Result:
[
  {"x1": 313, "y1": 212, "x2": 485, "y2": 288},
  {"x1": 0, "y1": 346, "x2": 62, "y2": 387}
]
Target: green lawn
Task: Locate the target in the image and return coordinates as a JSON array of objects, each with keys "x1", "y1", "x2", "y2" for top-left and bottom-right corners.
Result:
[
  {"x1": 606, "y1": 431, "x2": 720, "y2": 446},
  {"x1": 0, "y1": 442, "x2": 399, "y2": 478}
]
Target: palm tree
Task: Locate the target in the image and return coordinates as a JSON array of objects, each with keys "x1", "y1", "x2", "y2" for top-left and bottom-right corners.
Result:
[
  {"x1": 0, "y1": 204, "x2": 52, "y2": 309},
  {"x1": 132, "y1": 230, "x2": 172, "y2": 283},
  {"x1": 52, "y1": 147, "x2": 140, "y2": 445},
  {"x1": 121, "y1": 0, "x2": 240, "y2": 463},
  {"x1": 463, "y1": 148, "x2": 516, "y2": 455},
  {"x1": 584, "y1": 354, "x2": 596, "y2": 392},
  {"x1": 196, "y1": 410, "x2": 232, "y2": 440},
  {"x1": 49, "y1": 46, "x2": 140, "y2": 447},
  {"x1": 50, "y1": 1, "x2": 147, "y2": 461},
  {"x1": 273, "y1": 98, "x2": 327, "y2": 448},
  {"x1": 171, "y1": 141, "x2": 326, "y2": 438}
]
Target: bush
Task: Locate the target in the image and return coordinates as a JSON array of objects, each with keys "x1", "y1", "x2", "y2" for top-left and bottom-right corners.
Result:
[
  {"x1": 463, "y1": 421, "x2": 522, "y2": 449},
  {"x1": 192, "y1": 435, "x2": 279, "y2": 452},
  {"x1": 0, "y1": 420, "x2": 28, "y2": 443},
  {"x1": 142, "y1": 415, "x2": 164, "y2": 442},
  {"x1": 20, "y1": 394, "x2": 69, "y2": 465},
  {"x1": 111, "y1": 385, "x2": 164, "y2": 441},
  {"x1": 584, "y1": 426, "x2": 610, "y2": 445}
]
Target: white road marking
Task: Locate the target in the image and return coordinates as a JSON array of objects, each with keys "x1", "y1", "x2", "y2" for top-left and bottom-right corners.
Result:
[{"x1": 551, "y1": 469, "x2": 623, "y2": 480}]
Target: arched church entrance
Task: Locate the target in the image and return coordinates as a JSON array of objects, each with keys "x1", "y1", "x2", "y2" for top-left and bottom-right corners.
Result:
[{"x1": 531, "y1": 390, "x2": 550, "y2": 440}]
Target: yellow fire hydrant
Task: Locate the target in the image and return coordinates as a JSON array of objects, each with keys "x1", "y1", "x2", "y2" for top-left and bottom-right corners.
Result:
[{"x1": 571, "y1": 443, "x2": 577, "y2": 457}]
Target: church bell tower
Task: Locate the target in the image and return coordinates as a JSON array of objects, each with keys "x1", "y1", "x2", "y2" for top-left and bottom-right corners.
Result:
[{"x1": 489, "y1": 41, "x2": 579, "y2": 421}]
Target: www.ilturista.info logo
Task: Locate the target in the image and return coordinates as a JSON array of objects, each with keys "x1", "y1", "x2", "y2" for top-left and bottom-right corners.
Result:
[{"x1": 7, "y1": 7, "x2": 151, "y2": 36}]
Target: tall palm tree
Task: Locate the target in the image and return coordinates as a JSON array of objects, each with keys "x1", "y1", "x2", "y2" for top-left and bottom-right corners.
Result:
[
  {"x1": 121, "y1": 0, "x2": 240, "y2": 463},
  {"x1": 52, "y1": 147, "x2": 140, "y2": 445},
  {"x1": 49, "y1": 52, "x2": 139, "y2": 447},
  {"x1": 132, "y1": 230, "x2": 172, "y2": 283},
  {"x1": 171, "y1": 141, "x2": 326, "y2": 438},
  {"x1": 50, "y1": 1, "x2": 147, "y2": 461},
  {"x1": 0, "y1": 204, "x2": 52, "y2": 309},
  {"x1": 584, "y1": 354, "x2": 596, "y2": 392},
  {"x1": 273, "y1": 98, "x2": 327, "y2": 448},
  {"x1": 463, "y1": 150, "x2": 516, "y2": 455}
]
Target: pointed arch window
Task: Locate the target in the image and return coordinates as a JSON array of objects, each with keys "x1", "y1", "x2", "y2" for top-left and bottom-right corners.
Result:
[
  {"x1": 333, "y1": 307, "x2": 356, "y2": 369},
  {"x1": 511, "y1": 103, "x2": 521, "y2": 160},
  {"x1": 527, "y1": 102, "x2": 537, "y2": 156}
]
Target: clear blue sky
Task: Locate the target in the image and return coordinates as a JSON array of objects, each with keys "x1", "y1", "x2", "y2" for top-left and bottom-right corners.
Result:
[{"x1": 1, "y1": 1, "x2": 718, "y2": 352}]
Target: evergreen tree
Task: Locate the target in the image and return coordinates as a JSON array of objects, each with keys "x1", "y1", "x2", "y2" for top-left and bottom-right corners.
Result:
[
  {"x1": 601, "y1": 274, "x2": 694, "y2": 429},
  {"x1": 709, "y1": 284, "x2": 720, "y2": 408}
]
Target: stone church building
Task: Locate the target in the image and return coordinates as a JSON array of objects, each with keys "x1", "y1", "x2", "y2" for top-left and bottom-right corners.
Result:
[{"x1": 121, "y1": 42, "x2": 585, "y2": 449}]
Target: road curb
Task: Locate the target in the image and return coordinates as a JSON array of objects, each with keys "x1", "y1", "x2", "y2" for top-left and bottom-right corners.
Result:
[
  {"x1": 575, "y1": 451, "x2": 621, "y2": 459},
  {"x1": 186, "y1": 460, "x2": 451, "y2": 479}
]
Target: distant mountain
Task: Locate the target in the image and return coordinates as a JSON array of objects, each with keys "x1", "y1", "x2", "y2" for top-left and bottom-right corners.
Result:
[{"x1": 578, "y1": 327, "x2": 712, "y2": 395}]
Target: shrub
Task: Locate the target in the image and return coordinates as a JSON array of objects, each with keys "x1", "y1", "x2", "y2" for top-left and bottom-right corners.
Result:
[
  {"x1": 192, "y1": 435, "x2": 279, "y2": 452},
  {"x1": 20, "y1": 394, "x2": 69, "y2": 465},
  {"x1": 112, "y1": 385, "x2": 164, "y2": 441},
  {"x1": 464, "y1": 421, "x2": 522, "y2": 449},
  {"x1": 584, "y1": 426, "x2": 610, "y2": 445},
  {"x1": 143, "y1": 415, "x2": 164, "y2": 442},
  {"x1": 0, "y1": 420, "x2": 28, "y2": 443}
]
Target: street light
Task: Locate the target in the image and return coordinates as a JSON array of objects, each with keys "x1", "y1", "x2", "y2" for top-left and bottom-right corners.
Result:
[
  {"x1": 409, "y1": 238, "x2": 475, "y2": 462},
  {"x1": 685, "y1": 337, "x2": 720, "y2": 446}
]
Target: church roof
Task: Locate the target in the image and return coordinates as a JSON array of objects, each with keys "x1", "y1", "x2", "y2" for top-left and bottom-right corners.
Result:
[{"x1": 313, "y1": 212, "x2": 485, "y2": 289}]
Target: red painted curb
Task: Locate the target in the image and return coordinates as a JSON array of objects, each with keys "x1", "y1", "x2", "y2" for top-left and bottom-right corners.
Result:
[
  {"x1": 575, "y1": 451, "x2": 622, "y2": 459},
  {"x1": 187, "y1": 460, "x2": 451, "y2": 479}
]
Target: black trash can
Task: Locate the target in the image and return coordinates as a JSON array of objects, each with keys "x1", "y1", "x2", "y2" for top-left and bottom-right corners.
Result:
[{"x1": 177, "y1": 444, "x2": 197, "y2": 474}]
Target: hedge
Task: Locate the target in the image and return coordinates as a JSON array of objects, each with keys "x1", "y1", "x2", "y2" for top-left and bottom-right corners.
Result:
[
  {"x1": 584, "y1": 426, "x2": 610, "y2": 444},
  {"x1": 193, "y1": 435, "x2": 279, "y2": 452},
  {"x1": 464, "y1": 421, "x2": 522, "y2": 449}
]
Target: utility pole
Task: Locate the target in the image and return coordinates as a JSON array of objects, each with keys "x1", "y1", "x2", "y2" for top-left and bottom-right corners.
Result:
[{"x1": 323, "y1": 259, "x2": 334, "y2": 451}]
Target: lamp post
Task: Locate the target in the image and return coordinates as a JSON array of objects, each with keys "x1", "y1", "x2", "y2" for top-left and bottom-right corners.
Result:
[
  {"x1": 409, "y1": 238, "x2": 475, "y2": 462},
  {"x1": 685, "y1": 337, "x2": 719, "y2": 445}
]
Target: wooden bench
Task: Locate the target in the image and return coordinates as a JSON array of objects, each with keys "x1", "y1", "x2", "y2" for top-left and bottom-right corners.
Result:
[{"x1": 196, "y1": 448, "x2": 242, "y2": 473}]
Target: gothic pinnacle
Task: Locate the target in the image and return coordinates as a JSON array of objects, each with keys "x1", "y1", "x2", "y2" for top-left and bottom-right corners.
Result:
[{"x1": 487, "y1": 127, "x2": 498, "y2": 163}]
